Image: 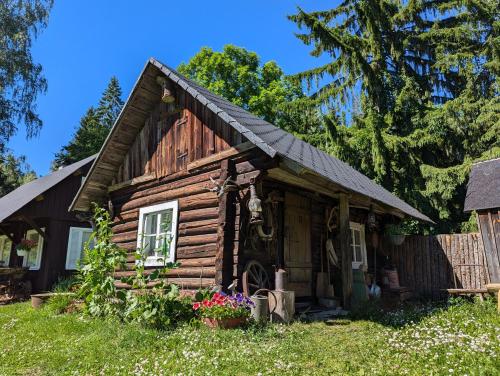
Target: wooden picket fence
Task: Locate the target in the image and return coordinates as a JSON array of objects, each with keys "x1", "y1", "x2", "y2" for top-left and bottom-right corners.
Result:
[{"x1": 384, "y1": 233, "x2": 488, "y2": 299}]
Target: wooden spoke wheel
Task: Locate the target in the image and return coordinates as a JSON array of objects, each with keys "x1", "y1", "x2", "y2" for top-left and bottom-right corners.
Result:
[{"x1": 242, "y1": 260, "x2": 270, "y2": 296}]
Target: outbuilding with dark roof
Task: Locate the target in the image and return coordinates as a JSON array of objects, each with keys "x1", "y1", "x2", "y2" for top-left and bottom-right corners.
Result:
[
  {"x1": 464, "y1": 158, "x2": 500, "y2": 283},
  {"x1": 0, "y1": 156, "x2": 95, "y2": 293}
]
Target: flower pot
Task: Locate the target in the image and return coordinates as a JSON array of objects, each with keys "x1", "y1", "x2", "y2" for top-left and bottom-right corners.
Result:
[
  {"x1": 202, "y1": 317, "x2": 246, "y2": 329},
  {"x1": 16, "y1": 249, "x2": 28, "y2": 257}
]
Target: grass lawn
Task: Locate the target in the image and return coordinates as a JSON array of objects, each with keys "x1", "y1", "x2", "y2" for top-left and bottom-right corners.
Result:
[{"x1": 0, "y1": 298, "x2": 498, "y2": 375}]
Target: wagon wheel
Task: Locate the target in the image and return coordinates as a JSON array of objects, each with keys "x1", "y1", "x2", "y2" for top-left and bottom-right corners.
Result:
[{"x1": 242, "y1": 260, "x2": 270, "y2": 297}]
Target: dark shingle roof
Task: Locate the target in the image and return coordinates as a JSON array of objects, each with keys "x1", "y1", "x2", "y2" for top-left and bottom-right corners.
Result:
[
  {"x1": 464, "y1": 158, "x2": 500, "y2": 212},
  {"x1": 0, "y1": 155, "x2": 95, "y2": 223},
  {"x1": 150, "y1": 59, "x2": 431, "y2": 222}
]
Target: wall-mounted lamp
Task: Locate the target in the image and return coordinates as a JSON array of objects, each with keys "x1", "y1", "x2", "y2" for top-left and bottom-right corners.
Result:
[
  {"x1": 367, "y1": 205, "x2": 378, "y2": 231},
  {"x1": 156, "y1": 76, "x2": 176, "y2": 104}
]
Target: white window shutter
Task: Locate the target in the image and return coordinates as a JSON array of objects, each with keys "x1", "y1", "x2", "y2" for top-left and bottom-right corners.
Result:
[
  {"x1": 0, "y1": 237, "x2": 11, "y2": 266},
  {"x1": 23, "y1": 229, "x2": 44, "y2": 270},
  {"x1": 66, "y1": 228, "x2": 83, "y2": 270}
]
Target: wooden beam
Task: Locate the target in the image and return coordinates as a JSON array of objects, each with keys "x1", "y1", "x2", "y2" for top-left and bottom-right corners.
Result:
[
  {"x1": 267, "y1": 168, "x2": 341, "y2": 199},
  {"x1": 108, "y1": 172, "x2": 157, "y2": 193},
  {"x1": 215, "y1": 159, "x2": 237, "y2": 290},
  {"x1": 339, "y1": 193, "x2": 352, "y2": 309},
  {"x1": 20, "y1": 216, "x2": 48, "y2": 241},
  {"x1": 0, "y1": 227, "x2": 15, "y2": 242},
  {"x1": 187, "y1": 142, "x2": 255, "y2": 171},
  {"x1": 277, "y1": 159, "x2": 407, "y2": 219}
]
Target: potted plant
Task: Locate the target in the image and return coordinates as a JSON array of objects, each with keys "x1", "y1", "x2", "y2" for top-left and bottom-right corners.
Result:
[
  {"x1": 193, "y1": 292, "x2": 254, "y2": 328},
  {"x1": 385, "y1": 224, "x2": 406, "y2": 246},
  {"x1": 16, "y1": 238, "x2": 37, "y2": 257}
]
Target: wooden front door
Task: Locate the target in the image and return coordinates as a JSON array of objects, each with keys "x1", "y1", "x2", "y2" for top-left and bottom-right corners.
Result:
[{"x1": 284, "y1": 193, "x2": 312, "y2": 297}]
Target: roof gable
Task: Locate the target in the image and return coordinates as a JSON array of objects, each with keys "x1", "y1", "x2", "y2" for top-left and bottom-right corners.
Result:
[
  {"x1": 0, "y1": 155, "x2": 95, "y2": 223},
  {"x1": 71, "y1": 58, "x2": 431, "y2": 222}
]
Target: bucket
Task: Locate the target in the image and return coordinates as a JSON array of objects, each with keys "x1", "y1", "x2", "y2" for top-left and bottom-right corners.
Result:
[{"x1": 250, "y1": 295, "x2": 269, "y2": 323}]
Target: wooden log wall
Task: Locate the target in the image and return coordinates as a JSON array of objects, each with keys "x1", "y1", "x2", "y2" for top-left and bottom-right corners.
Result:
[
  {"x1": 110, "y1": 167, "x2": 219, "y2": 290},
  {"x1": 109, "y1": 151, "x2": 273, "y2": 291},
  {"x1": 384, "y1": 233, "x2": 488, "y2": 299}
]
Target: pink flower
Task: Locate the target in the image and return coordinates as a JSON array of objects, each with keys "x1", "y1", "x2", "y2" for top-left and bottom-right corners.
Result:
[{"x1": 192, "y1": 302, "x2": 201, "y2": 310}]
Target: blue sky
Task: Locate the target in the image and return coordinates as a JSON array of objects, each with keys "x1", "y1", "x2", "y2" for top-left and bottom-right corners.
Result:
[{"x1": 8, "y1": 0, "x2": 336, "y2": 175}]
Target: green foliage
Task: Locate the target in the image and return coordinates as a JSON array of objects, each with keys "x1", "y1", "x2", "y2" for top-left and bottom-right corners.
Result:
[
  {"x1": 178, "y1": 44, "x2": 324, "y2": 146},
  {"x1": 76, "y1": 204, "x2": 127, "y2": 317},
  {"x1": 0, "y1": 0, "x2": 53, "y2": 149},
  {"x1": 53, "y1": 77, "x2": 123, "y2": 169},
  {"x1": 0, "y1": 152, "x2": 36, "y2": 197},
  {"x1": 122, "y1": 288, "x2": 193, "y2": 330},
  {"x1": 289, "y1": 0, "x2": 499, "y2": 233},
  {"x1": 0, "y1": 299, "x2": 498, "y2": 374},
  {"x1": 76, "y1": 207, "x2": 193, "y2": 330},
  {"x1": 45, "y1": 294, "x2": 73, "y2": 315},
  {"x1": 51, "y1": 276, "x2": 77, "y2": 293}
]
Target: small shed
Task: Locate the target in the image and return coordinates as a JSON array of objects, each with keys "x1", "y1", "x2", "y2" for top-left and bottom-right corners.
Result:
[
  {"x1": 0, "y1": 155, "x2": 95, "y2": 292},
  {"x1": 70, "y1": 58, "x2": 431, "y2": 308},
  {"x1": 464, "y1": 158, "x2": 500, "y2": 283}
]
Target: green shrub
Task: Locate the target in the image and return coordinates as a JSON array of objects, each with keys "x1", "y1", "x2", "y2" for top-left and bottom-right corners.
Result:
[
  {"x1": 123, "y1": 286, "x2": 194, "y2": 330},
  {"x1": 75, "y1": 203, "x2": 196, "y2": 329},
  {"x1": 51, "y1": 276, "x2": 78, "y2": 293},
  {"x1": 120, "y1": 240, "x2": 194, "y2": 329},
  {"x1": 46, "y1": 294, "x2": 74, "y2": 314},
  {"x1": 77, "y1": 204, "x2": 127, "y2": 317}
]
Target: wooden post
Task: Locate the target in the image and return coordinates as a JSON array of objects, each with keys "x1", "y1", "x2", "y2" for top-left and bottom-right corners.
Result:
[
  {"x1": 0, "y1": 227, "x2": 15, "y2": 242},
  {"x1": 215, "y1": 159, "x2": 236, "y2": 290},
  {"x1": 20, "y1": 215, "x2": 48, "y2": 241},
  {"x1": 339, "y1": 193, "x2": 352, "y2": 309}
]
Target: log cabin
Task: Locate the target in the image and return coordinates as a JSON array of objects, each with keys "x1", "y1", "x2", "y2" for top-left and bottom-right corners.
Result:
[
  {"x1": 464, "y1": 158, "x2": 500, "y2": 284},
  {"x1": 0, "y1": 155, "x2": 95, "y2": 293},
  {"x1": 70, "y1": 58, "x2": 432, "y2": 308}
]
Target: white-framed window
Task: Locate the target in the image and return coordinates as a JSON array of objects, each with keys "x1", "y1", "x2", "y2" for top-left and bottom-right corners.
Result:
[
  {"x1": 23, "y1": 229, "x2": 44, "y2": 270},
  {"x1": 66, "y1": 227, "x2": 93, "y2": 270},
  {"x1": 0, "y1": 236, "x2": 12, "y2": 267},
  {"x1": 350, "y1": 222, "x2": 367, "y2": 270},
  {"x1": 137, "y1": 201, "x2": 178, "y2": 266}
]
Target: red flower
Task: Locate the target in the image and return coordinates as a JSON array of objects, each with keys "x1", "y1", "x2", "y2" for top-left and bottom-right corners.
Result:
[{"x1": 192, "y1": 302, "x2": 201, "y2": 310}]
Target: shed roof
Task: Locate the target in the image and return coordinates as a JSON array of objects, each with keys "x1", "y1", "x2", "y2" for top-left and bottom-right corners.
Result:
[
  {"x1": 71, "y1": 58, "x2": 431, "y2": 222},
  {"x1": 464, "y1": 158, "x2": 500, "y2": 212},
  {"x1": 0, "y1": 155, "x2": 95, "y2": 223}
]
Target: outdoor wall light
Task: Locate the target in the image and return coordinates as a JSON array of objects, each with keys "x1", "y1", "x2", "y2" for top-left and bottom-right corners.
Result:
[{"x1": 156, "y1": 76, "x2": 176, "y2": 104}]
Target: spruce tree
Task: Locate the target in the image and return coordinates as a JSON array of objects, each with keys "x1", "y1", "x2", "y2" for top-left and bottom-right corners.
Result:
[
  {"x1": 53, "y1": 77, "x2": 124, "y2": 169},
  {"x1": 289, "y1": 0, "x2": 499, "y2": 233}
]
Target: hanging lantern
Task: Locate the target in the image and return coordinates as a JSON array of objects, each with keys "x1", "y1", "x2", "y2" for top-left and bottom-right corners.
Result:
[
  {"x1": 247, "y1": 184, "x2": 263, "y2": 225},
  {"x1": 156, "y1": 76, "x2": 176, "y2": 104},
  {"x1": 367, "y1": 205, "x2": 378, "y2": 231}
]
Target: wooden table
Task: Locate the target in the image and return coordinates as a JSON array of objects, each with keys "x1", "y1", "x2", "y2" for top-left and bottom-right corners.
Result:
[{"x1": 485, "y1": 283, "x2": 500, "y2": 313}]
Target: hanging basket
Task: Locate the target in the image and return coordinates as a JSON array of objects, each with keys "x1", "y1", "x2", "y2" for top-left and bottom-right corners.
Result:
[
  {"x1": 16, "y1": 249, "x2": 29, "y2": 257},
  {"x1": 389, "y1": 234, "x2": 406, "y2": 246}
]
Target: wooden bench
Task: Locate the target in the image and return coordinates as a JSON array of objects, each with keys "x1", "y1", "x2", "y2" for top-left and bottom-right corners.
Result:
[
  {"x1": 446, "y1": 288, "x2": 488, "y2": 300},
  {"x1": 485, "y1": 284, "x2": 500, "y2": 313}
]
